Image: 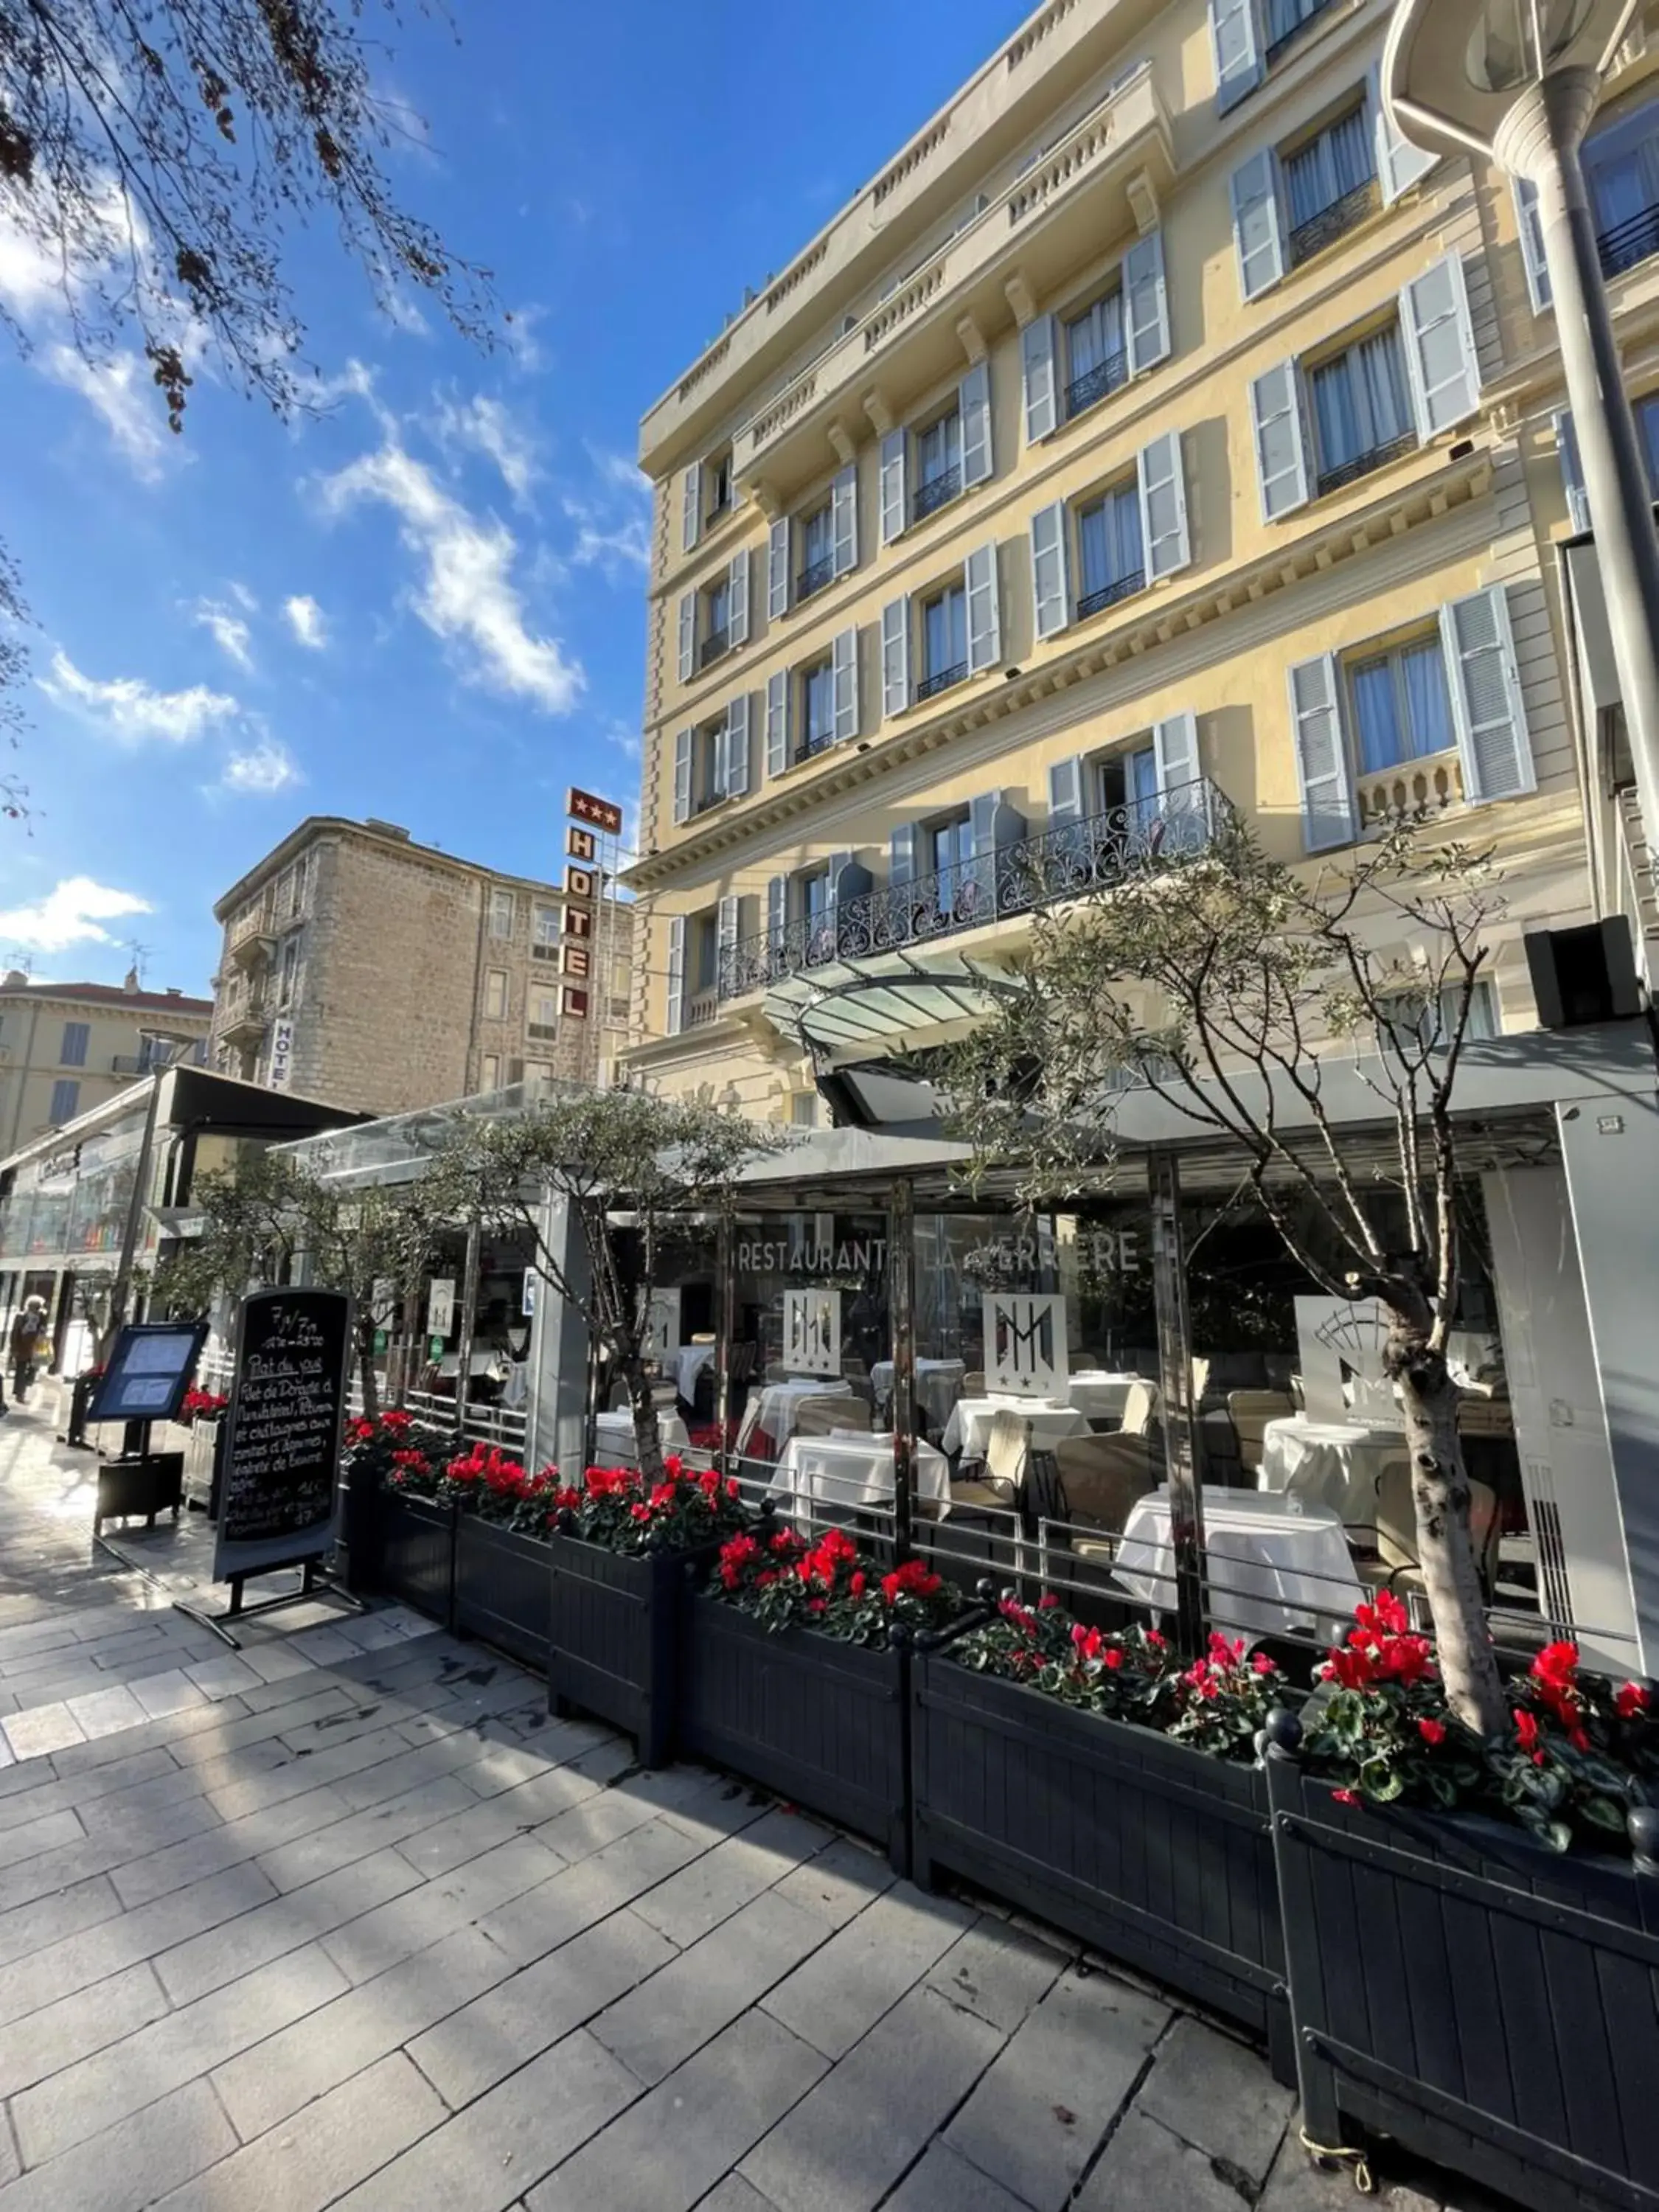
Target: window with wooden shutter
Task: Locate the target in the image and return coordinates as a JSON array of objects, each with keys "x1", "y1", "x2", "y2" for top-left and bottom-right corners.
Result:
[
  {"x1": 832, "y1": 464, "x2": 858, "y2": 576},
  {"x1": 681, "y1": 465, "x2": 700, "y2": 555},
  {"x1": 676, "y1": 592, "x2": 695, "y2": 684},
  {"x1": 726, "y1": 549, "x2": 751, "y2": 647},
  {"x1": 881, "y1": 598, "x2": 911, "y2": 717},
  {"x1": 1440, "y1": 585, "x2": 1536, "y2": 802},
  {"x1": 717, "y1": 897, "x2": 740, "y2": 992},
  {"x1": 1399, "y1": 252, "x2": 1481, "y2": 437},
  {"x1": 1554, "y1": 410, "x2": 1590, "y2": 533},
  {"x1": 1250, "y1": 360, "x2": 1310, "y2": 520},
  {"x1": 832, "y1": 628, "x2": 858, "y2": 743},
  {"x1": 1514, "y1": 178, "x2": 1551, "y2": 313},
  {"x1": 965, "y1": 543, "x2": 1001, "y2": 672},
  {"x1": 1231, "y1": 150, "x2": 1285, "y2": 300},
  {"x1": 1021, "y1": 316, "x2": 1058, "y2": 445},
  {"x1": 672, "y1": 728, "x2": 693, "y2": 825},
  {"x1": 880, "y1": 431, "x2": 908, "y2": 545},
  {"x1": 1211, "y1": 0, "x2": 1262, "y2": 113},
  {"x1": 1030, "y1": 501, "x2": 1070, "y2": 639},
  {"x1": 1287, "y1": 653, "x2": 1355, "y2": 851},
  {"x1": 1048, "y1": 757, "x2": 1084, "y2": 823},
  {"x1": 1124, "y1": 230, "x2": 1171, "y2": 375},
  {"x1": 768, "y1": 518, "x2": 789, "y2": 621},
  {"x1": 723, "y1": 693, "x2": 751, "y2": 799},
  {"x1": 960, "y1": 361, "x2": 993, "y2": 487},
  {"x1": 1371, "y1": 65, "x2": 1436, "y2": 204},
  {"x1": 666, "y1": 916, "x2": 686, "y2": 1035},
  {"x1": 889, "y1": 823, "x2": 916, "y2": 885},
  {"x1": 765, "y1": 669, "x2": 789, "y2": 779},
  {"x1": 1137, "y1": 433, "x2": 1190, "y2": 580}
]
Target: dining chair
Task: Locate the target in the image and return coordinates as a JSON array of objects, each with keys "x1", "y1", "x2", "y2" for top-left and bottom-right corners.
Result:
[
  {"x1": 962, "y1": 1370, "x2": 987, "y2": 1397},
  {"x1": 1357, "y1": 1461, "x2": 1500, "y2": 1605},
  {"x1": 1053, "y1": 1433, "x2": 1155, "y2": 1551},
  {"x1": 1116, "y1": 1382, "x2": 1156, "y2": 1437},
  {"x1": 793, "y1": 1394, "x2": 872, "y2": 1438},
  {"x1": 1226, "y1": 1390, "x2": 1295, "y2": 1478}
]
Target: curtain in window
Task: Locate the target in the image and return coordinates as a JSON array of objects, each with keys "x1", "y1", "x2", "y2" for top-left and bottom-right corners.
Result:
[
  {"x1": 1585, "y1": 109, "x2": 1659, "y2": 234},
  {"x1": 925, "y1": 589, "x2": 967, "y2": 676},
  {"x1": 803, "y1": 664, "x2": 835, "y2": 748},
  {"x1": 1326, "y1": 108, "x2": 1372, "y2": 198},
  {"x1": 918, "y1": 414, "x2": 961, "y2": 487},
  {"x1": 1267, "y1": 0, "x2": 1317, "y2": 42},
  {"x1": 1284, "y1": 108, "x2": 1372, "y2": 229},
  {"x1": 1399, "y1": 639, "x2": 1453, "y2": 757},
  {"x1": 1313, "y1": 328, "x2": 1411, "y2": 470},
  {"x1": 1354, "y1": 329, "x2": 1411, "y2": 445},
  {"x1": 1079, "y1": 487, "x2": 1144, "y2": 594},
  {"x1": 1352, "y1": 658, "x2": 1401, "y2": 773},
  {"x1": 801, "y1": 507, "x2": 833, "y2": 569},
  {"x1": 1067, "y1": 291, "x2": 1124, "y2": 381}
]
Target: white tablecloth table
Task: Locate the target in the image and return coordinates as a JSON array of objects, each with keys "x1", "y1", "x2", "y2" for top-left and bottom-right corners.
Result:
[
  {"x1": 769, "y1": 1433, "x2": 952, "y2": 1520},
  {"x1": 594, "y1": 1408, "x2": 690, "y2": 1465},
  {"x1": 1259, "y1": 1414, "x2": 1407, "y2": 1523},
  {"x1": 750, "y1": 1379, "x2": 852, "y2": 1452},
  {"x1": 869, "y1": 1360, "x2": 967, "y2": 1431},
  {"x1": 1113, "y1": 1485, "x2": 1363, "y2": 1644},
  {"x1": 1064, "y1": 1372, "x2": 1156, "y2": 1424},
  {"x1": 942, "y1": 1395, "x2": 1093, "y2": 1458},
  {"x1": 435, "y1": 1350, "x2": 511, "y2": 1382},
  {"x1": 673, "y1": 1343, "x2": 717, "y2": 1403}
]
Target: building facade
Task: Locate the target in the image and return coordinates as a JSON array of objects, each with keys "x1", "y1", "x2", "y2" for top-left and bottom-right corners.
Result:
[
  {"x1": 625, "y1": 0, "x2": 1659, "y2": 1112},
  {"x1": 0, "y1": 972, "x2": 212, "y2": 1155},
  {"x1": 210, "y1": 817, "x2": 634, "y2": 1117}
]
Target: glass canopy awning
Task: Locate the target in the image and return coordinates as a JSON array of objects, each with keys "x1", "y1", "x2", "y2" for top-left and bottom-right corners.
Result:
[{"x1": 761, "y1": 947, "x2": 1017, "y2": 1059}]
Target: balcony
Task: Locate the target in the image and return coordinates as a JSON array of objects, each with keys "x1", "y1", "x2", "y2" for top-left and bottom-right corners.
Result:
[
  {"x1": 689, "y1": 787, "x2": 726, "y2": 819},
  {"x1": 718, "y1": 775, "x2": 1226, "y2": 1001},
  {"x1": 1288, "y1": 177, "x2": 1381, "y2": 269},
  {"x1": 1315, "y1": 431, "x2": 1417, "y2": 500},
  {"x1": 1598, "y1": 202, "x2": 1659, "y2": 279},
  {"x1": 226, "y1": 905, "x2": 276, "y2": 969},
  {"x1": 1356, "y1": 748, "x2": 1464, "y2": 830},
  {"x1": 1065, "y1": 347, "x2": 1128, "y2": 421},
  {"x1": 916, "y1": 658, "x2": 969, "y2": 704},
  {"x1": 684, "y1": 987, "x2": 723, "y2": 1030},
  {"x1": 218, "y1": 1005, "x2": 268, "y2": 1051},
  {"x1": 912, "y1": 465, "x2": 961, "y2": 524},
  {"x1": 729, "y1": 63, "x2": 1175, "y2": 499},
  {"x1": 793, "y1": 731, "x2": 836, "y2": 768},
  {"x1": 699, "y1": 627, "x2": 731, "y2": 670},
  {"x1": 796, "y1": 556, "x2": 835, "y2": 602},
  {"x1": 1077, "y1": 568, "x2": 1145, "y2": 622}
]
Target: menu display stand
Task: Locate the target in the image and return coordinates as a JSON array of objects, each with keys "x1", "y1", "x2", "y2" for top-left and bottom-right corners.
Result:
[{"x1": 84, "y1": 1323, "x2": 209, "y2": 1543}]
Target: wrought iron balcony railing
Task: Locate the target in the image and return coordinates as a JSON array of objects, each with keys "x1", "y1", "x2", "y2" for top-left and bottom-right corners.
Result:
[
  {"x1": 912, "y1": 465, "x2": 961, "y2": 524},
  {"x1": 699, "y1": 626, "x2": 731, "y2": 669},
  {"x1": 1288, "y1": 176, "x2": 1381, "y2": 268},
  {"x1": 1264, "y1": 0, "x2": 1340, "y2": 69},
  {"x1": 1077, "y1": 567, "x2": 1146, "y2": 622},
  {"x1": 1315, "y1": 430, "x2": 1417, "y2": 498},
  {"x1": 689, "y1": 786, "x2": 725, "y2": 818},
  {"x1": 916, "y1": 658, "x2": 968, "y2": 704},
  {"x1": 793, "y1": 729, "x2": 835, "y2": 766},
  {"x1": 796, "y1": 556, "x2": 835, "y2": 602},
  {"x1": 717, "y1": 774, "x2": 1227, "y2": 1001},
  {"x1": 1597, "y1": 202, "x2": 1659, "y2": 280},
  {"x1": 1065, "y1": 347, "x2": 1128, "y2": 420}
]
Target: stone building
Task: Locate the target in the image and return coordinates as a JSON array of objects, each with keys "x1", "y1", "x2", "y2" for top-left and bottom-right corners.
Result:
[
  {"x1": 622, "y1": 0, "x2": 1658, "y2": 1114},
  {"x1": 210, "y1": 817, "x2": 633, "y2": 1116},
  {"x1": 0, "y1": 970, "x2": 211, "y2": 1154}
]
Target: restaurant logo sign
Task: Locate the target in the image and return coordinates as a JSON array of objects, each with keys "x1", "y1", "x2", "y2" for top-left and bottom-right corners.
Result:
[
  {"x1": 736, "y1": 1237, "x2": 886, "y2": 1276},
  {"x1": 984, "y1": 1293, "x2": 1067, "y2": 1399},
  {"x1": 783, "y1": 1287, "x2": 841, "y2": 1377}
]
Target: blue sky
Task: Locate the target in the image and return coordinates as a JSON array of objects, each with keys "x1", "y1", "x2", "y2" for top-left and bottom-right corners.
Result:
[{"x1": 0, "y1": 0, "x2": 1027, "y2": 997}]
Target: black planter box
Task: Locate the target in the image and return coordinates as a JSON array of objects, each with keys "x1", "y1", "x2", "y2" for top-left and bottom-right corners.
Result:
[
  {"x1": 548, "y1": 1533, "x2": 707, "y2": 1768},
  {"x1": 356, "y1": 1487, "x2": 456, "y2": 1625},
  {"x1": 455, "y1": 1516, "x2": 550, "y2": 1672},
  {"x1": 1266, "y1": 1750, "x2": 1659, "y2": 2212},
  {"x1": 912, "y1": 1652, "x2": 1290, "y2": 2076},
  {"x1": 94, "y1": 1451, "x2": 185, "y2": 1534},
  {"x1": 680, "y1": 1592, "x2": 911, "y2": 1874}
]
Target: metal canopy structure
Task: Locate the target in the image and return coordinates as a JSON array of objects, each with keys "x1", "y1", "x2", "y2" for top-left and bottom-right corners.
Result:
[{"x1": 762, "y1": 947, "x2": 1016, "y2": 1061}]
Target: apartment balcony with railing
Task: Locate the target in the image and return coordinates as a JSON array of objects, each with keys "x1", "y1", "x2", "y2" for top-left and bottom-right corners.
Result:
[
  {"x1": 1288, "y1": 175, "x2": 1380, "y2": 269},
  {"x1": 1354, "y1": 748, "x2": 1464, "y2": 830},
  {"x1": 717, "y1": 776, "x2": 1225, "y2": 1002},
  {"x1": 226, "y1": 902, "x2": 276, "y2": 970}
]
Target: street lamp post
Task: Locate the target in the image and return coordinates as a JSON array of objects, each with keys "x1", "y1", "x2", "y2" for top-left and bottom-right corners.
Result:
[
  {"x1": 103, "y1": 1036, "x2": 196, "y2": 1354},
  {"x1": 1384, "y1": 0, "x2": 1659, "y2": 860}
]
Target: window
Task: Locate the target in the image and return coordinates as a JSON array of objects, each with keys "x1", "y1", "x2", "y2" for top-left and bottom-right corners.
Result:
[
  {"x1": 488, "y1": 888, "x2": 515, "y2": 937},
  {"x1": 799, "y1": 658, "x2": 835, "y2": 761},
  {"x1": 1093, "y1": 743, "x2": 1159, "y2": 824},
  {"x1": 919, "y1": 582, "x2": 968, "y2": 700},
  {"x1": 1347, "y1": 636, "x2": 1456, "y2": 773},
  {"x1": 1263, "y1": 0, "x2": 1338, "y2": 66},
  {"x1": 796, "y1": 503, "x2": 835, "y2": 601},
  {"x1": 689, "y1": 719, "x2": 725, "y2": 814},
  {"x1": 483, "y1": 969, "x2": 508, "y2": 1021},
  {"x1": 1064, "y1": 289, "x2": 1127, "y2": 419},
  {"x1": 706, "y1": 450, "x2": 733, "y2": 524},
  {"x1": 1282, "y1": 102, "x2": 1375, "y2": 263},
  {"x1": 277, "y1": 938, "x2": 300, "y2": 1007},
  {"x1": 524, "y1": 1060, "x2": 554, "y2": 1094},
  {"x1": 790, "y1": 1091, "x2": 820, "y2": 1127},
  {"x1": 1309, "y1": 322, "x2": 1414, "y2": 494},
  {"x1": 1076, "y1": 482, "x2": 1145, "y2": 618},
  {"x1": 49, "y1": 1079, "x2": 79, "y2": 1125},
  {"x1": 925, "y1": 811, "x2": 975, "y2": 922},
  {"x1": 913, "y1": 407, "x2": 963, "y2": 523},
  {"x1": 480, "y1": 1054, "x2": 501, "y2": 1091},
  {"x1": 701, "y1": 575, "x2": 731, "y2": 669},
  {"x1": 1380, "y1": 979, "x2": 1499, "y2": 1054},
  {"x1": 59, "y1": 1022, "x2": 88, "y2": 1068},
  {"x1": 689, "y1": 913, "x2": 719, "y2": 1004},
  {"x1": 532, "y1": 902, "x2": 560, "y2": 961},
  {"x1": 1585, "y1": 99, "x2": 1659, "y2": 274},
  {"x1": 796, "y1": 869, "x2": 835, "y2": 963},
  {"x1": 528, "y1": 990, "x2": 559, "y2": 1040}
]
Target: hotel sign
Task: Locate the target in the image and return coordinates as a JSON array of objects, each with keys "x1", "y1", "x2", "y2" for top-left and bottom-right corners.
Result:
[
  {"x1": 566, "y1": 827, "x2": 597, "y2": 862},
  {"x1": 567, "y1": 787, "x2": 623, "y2": 835},
  {"x1": 269, "y1": 1020, "x2": 295, "y2": 1093}
]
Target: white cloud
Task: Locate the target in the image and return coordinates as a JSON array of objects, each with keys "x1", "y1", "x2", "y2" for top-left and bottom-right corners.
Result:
[
  {"x1": 565, "y1": 498, "x2": 650, "y2": 577},
  {"x1": 44, "y1": 345, "x2": 174, "y2": 481},
  {"x1": 283, "y1": 594, "x2": 328, "y2": 650},
  {"x1": 219, "y1": 740, "x2": 301, "y2": 795},
  {"x1": 0, "y1": 876, "x2": 152, "y2": 953},
  {"x1": 589, "y1": 447, "x2": 652, "y2": 501},
  {"x1": 439, "y1": 393, "x2": 541, "y2": 504},
  {"x1": 383, "y1": 291, "x2": 431, "y2": 338},
  {"x1": 40, "y1": 649, "x2": 240, "y2": 744},
  {"x1": 227, "y1": 581, "x2": 258, "y2": 613},
  {"x1": 192, "y1": 599, "x2": 255, "y2": 671},
  {"x1": 316, "y1": 436, "x2": 582, "y2": 713},
  {"x1": 501, "y1": 304, "x2": 546, "y2": 373}
]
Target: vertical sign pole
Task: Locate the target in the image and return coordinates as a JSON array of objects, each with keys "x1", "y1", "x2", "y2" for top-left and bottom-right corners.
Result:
[
  {"x1": 715, "y1": 1202, "x2": 736, "y2": 1478},
  {"x1": 888, "y1": 1178, "x2": 917, "y2": 1565},
  {"x1": 1149, "y1": 1151, "x2": 1208, "y2": 1658},
  {"x1": 453, "y1": 1213, "x2": 481, "y2": 1444}
]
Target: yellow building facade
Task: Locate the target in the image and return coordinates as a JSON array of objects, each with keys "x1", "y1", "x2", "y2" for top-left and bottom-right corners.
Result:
[{"x1": 626, "y1": 0, "x2": 1658, "y2": 1114}]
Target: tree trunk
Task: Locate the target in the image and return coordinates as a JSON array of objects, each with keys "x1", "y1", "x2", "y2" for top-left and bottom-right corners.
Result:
[
  {"x1": 623, "y1": 1359, "x2": 666, "y2": 1488},
  {"x1": 357, "y1": 1328, "x2": 380, "y2": 1423},
  {"x1": 1389, "y1": 1327, "x2": 1507, "y2": 1735}
]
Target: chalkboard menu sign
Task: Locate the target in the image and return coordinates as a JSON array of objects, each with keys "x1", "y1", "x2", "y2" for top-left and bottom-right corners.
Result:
[
  {"x1": 86, "y1": 1321, "x2": 208, "y2": 1425},
  {"x1": 213, "y1": 1290, "x2": 351, "y2": 1581}
]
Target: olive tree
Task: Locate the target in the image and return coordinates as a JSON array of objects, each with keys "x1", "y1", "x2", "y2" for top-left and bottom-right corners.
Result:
[
  {"x1": 947, "y1": 818, "x2": 1512, "y2": 1734},
  {"x1": 422, "y1": 1089, "x2": 780, "y2": 1484}
]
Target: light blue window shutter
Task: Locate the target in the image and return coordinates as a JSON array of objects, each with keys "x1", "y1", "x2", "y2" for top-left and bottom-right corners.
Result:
[
  {"x1": 681, "y1": 465, "x2": 701, "y2": 554},
  {"x1": 768, "y1": 518, "x2": 789, "y2": 620},
  {"x1": 1210, "y1": 0, "x2": 1262, "y2": 113},
  {"x1": 832, "y1": 627, "x2": 858, "y2": 742},
  {"x1": 727, "y1": 548, "x2": 751, "y2": 647},
  {"x1": 666, "y1": 916, "x2": 686, "y2": 1034},
  {"x1": 968, "y1": 790, "x2": 1002, "y2": 859},
  {"x1": 765, "y1": 669, "x2": 789, "y2": 778},
  {"x1": 1554, "y1": 409, "x2": 1590, "y2": 532},
  {"x1": 832, "y1": 464, "x2": 858, "y2": 575},
  {"x1": 1287, "y1": 654, "x2": 1355, "y2": 852},
  {"x1": 1137, "y1": 433, "x2": 1190, "y2": 580},
  {"x1": 826, "y1": 850, "x2": 852, "y2": 936},
  {"x1": 1515, "y1": 178, "x2": 1552, "y2": 313},
  {"x1": 1124, "y1": 230, "x2": 1171, "y2": 374},
  {"x1": 1399, "y1": 252, "x2": 1481, "y2": 437},
  {"x1": 766, "y1": 874, "x2": 787, "y2": 946},
  {"x1": 1249, "y1": 360, "x2": 1310, "y2": 520},
  {"x1": 890, "y1": 824, "x2": 916, "y2": 886},
  {"x1": 677, "y1": 591, "x2": 695, "y2": 683},
  {"x1": 1152, "y1": 710, "x2": 1199, "y2": 802},
  {"x1": 717, "y1": 897, "x2": 739, "y2": 984},
  {"x1": 1371, "y1": 66, "x2": 1436, "y2": 204},
  {"x1": 960, "y1": 361, "x2": 993, "y2": 487},
  {"x1": 881, "y1": 597, "x2": 911, "y2": 716},
  {"x1": 1048, "y1": 757, "x2": 1085, "y2": 824},
  {"x1": 1021, "y1": 316, "x2": 1059, "y2": 442},
  {"x1": 1440, "y1": 585, "x2": 1536, "y2": 801},
  {"x1": 672, "y1": 728, "x2": 693, "y2": 824},
  {"x1": 965, "y1": 543, "x2": 1001, "y2": 671},
  {"x1": 880, "y1": 430, "x2": 908, "y2": 545},
  {"x1": 1030, "y1": 501, "x2": 1070, "y2": 639},
  {"x1": 1231, "y1": 150, "x2": 1284, "y2": 300},
  {"x1": 723, "y1": 692, "x2": 751, "y2": 798}
]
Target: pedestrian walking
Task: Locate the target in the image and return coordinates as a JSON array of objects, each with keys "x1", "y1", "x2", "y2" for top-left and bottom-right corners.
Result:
[{"x1": 8, "y1": 1296, "x2": 48, "y2": 1405}]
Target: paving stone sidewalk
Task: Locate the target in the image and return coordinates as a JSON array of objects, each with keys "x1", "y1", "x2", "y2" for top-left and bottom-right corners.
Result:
[{"x1": 0, "y1": 1398, "x2": 1507, "y2": 2211}]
